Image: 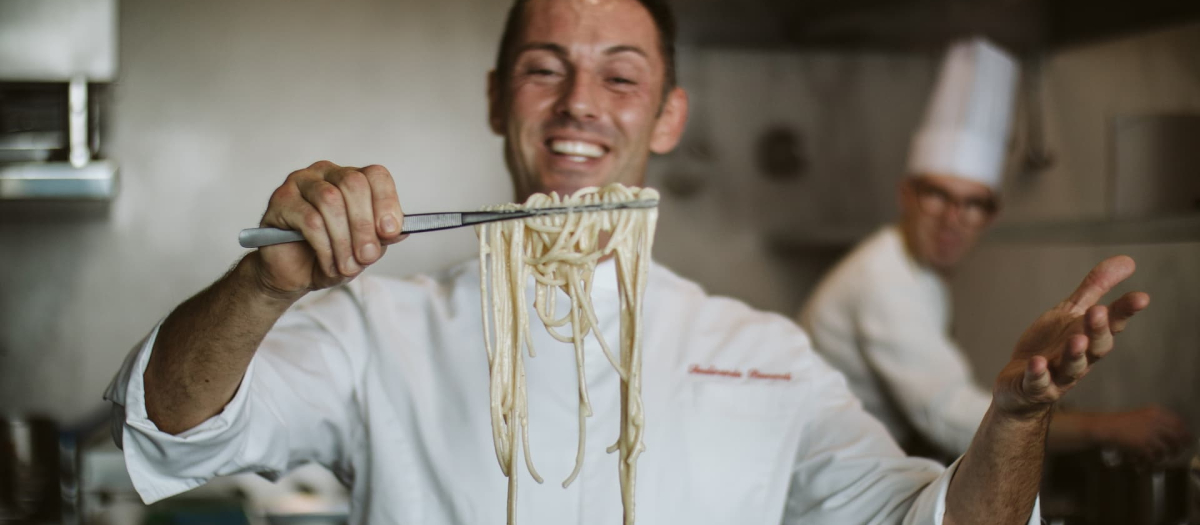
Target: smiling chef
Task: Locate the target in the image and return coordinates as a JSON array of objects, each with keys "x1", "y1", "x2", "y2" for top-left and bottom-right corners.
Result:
[{"x1": 106, "y1": 1, "x2": 1152, "y2": 523}]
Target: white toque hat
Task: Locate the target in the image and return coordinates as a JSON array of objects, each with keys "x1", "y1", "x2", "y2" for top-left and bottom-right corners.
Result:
[{"x1": 907, "y1": 37, "x2": 1019, "y2": 190}]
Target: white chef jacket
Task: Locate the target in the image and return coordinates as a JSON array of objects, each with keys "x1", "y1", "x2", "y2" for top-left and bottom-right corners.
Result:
[
  {"x1": 799, "y1": 226, "x2": 994, "y2": 457},
  {"x1": 106, "y1": 258, "x2": 1039, "y2": 524}
]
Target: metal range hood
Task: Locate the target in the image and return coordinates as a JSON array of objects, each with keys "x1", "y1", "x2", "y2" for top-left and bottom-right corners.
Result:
[
  {"x1": 0, "y1": 0, "x2": 118, "y2": 202},
  {"x1": 669, "y1": 0, "x2": 1200, "y2": 54}
]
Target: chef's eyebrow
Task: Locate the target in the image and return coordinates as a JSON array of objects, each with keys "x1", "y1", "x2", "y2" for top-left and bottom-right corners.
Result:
[
  {"x1": 515, "y1": 42, "x2": 568, "y2": 58},
  {"x1": 514, "y1": 43, "x2": 650, "y2": 61},
  {"x1": 604, "y1": 45, "x2": 649, "y2": 60}
]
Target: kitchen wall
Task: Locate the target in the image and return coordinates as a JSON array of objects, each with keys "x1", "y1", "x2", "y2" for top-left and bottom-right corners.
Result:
[
  {"x1": 951, "y1": 22, "x2": 1200, "y2": 425},
  {"x1": 0, "y1": 0, "x2": 516, "y2": 421},
  {"x1": 649, "y1": 48, "x2": 936, "y2": 314},
  {"x1": 0, "y1": 0, "x2": 937, "y2": 422},
  {"x1": 661, "y1": 22, "x2": 1200, "y2": 430}
]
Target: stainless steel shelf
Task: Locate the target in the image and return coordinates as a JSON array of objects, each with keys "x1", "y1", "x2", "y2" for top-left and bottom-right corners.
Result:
[
  {"x1": 768, "y1": 216, "x2": 1200, "y2": 255},
  {"x1": 0, "y1": 160, "x2": 118, "y2": 200},
  {"x1": 987, "y1": 215, "x2": 1200, "y2": 245}
]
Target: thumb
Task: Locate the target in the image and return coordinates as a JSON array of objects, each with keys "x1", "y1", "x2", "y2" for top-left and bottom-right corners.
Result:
[{"x1": 1022, "y1": 356, "x2": 1052, "y2": 398}]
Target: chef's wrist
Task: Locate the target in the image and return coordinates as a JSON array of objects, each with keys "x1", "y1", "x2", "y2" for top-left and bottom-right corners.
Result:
[
  {"x1": 990, "y1": 402, "x2": 1054, "y2": 429},
  {"x1": 237, "y1": 252, "x2": 308, "y2": 306}
]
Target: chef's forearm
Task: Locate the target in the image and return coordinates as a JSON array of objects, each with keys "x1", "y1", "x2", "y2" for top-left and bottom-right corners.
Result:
[
  {"x1": 143, "y1": 252, "x2": 303, "y2": 434},
  {"x1": 944, "y1": 404, "x2": 1049, "y2": 525}
]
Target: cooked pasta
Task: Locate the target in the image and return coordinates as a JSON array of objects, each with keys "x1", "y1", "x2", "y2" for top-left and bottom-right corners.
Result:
[{"x1": 477, "y1": 183, "x2": 658, "y2": 525}]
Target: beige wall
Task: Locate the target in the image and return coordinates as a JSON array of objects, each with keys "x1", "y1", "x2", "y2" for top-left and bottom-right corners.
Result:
[
  {"x1": 651, "y1": 49, "x2": 936, "y2": 314},
  {"x1": 1001, "y1": 22, "x2": 1200, "y2": 221},
  {"x1": 952, "y1": 22, "x2": 1200, "y2": 426},
  {"x1": 0, "y1": 0, "x2": 514, "y2": 420},
  {"x1": 0, "y1": 1, "x2": 939, "y2": 421}
]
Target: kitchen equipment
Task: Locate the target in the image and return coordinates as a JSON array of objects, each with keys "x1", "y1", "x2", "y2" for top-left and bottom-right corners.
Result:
[
  {"x1": 0, "y1": 415, "x2": 60, "y2": 524},
  {"x1": 0, "y1": 79, "x2": 117, "y2": 201},
  {"x1": 0, "y1": 0, "x2": 119, "y2": 202},
  {"x1": 1112, "y1": 113, "x2": 1200, "y2": 219},
  {"x1": 1043, "y1": 449, "x2": 1192, "y2": 525},
  {"x1": 238, "y1": 199, "x2": 661, "y2": 249}
]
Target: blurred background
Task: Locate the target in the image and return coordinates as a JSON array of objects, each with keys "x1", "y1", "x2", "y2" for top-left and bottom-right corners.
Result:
[{"x1": 0, "y1": 0, "x2": 1197, "y2": 523}]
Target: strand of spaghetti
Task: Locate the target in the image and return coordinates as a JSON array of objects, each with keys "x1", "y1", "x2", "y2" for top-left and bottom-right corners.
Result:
[
  {"x1": 561, "y1": 266, "x2": 591, "y2": 488},
  {"x1": 518, "y1": 331, "x2": 543, "y2": 483},
  {"x1": 576, "y1": 277, "x2": 630, "y2": 381},
  {"x1": 479, "y1": 238, "x2": 494, "y2": 362},
  {"x1": 622, "y1": 221, "x2": 652, "y2": 525},
  {"x1": 487, "y1": 221, "x2": 507, "y2": 472}
]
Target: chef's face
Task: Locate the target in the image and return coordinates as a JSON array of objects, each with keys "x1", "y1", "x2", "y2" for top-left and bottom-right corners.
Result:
[
  {"x1": 899, "y1": 174, "x2": 998, "y2": 273},
  {"x1": 488, "y1": 0, "x2": 688, "y2": 202}
]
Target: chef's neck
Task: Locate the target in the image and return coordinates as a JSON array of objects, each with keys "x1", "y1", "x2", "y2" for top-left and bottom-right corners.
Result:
[{"x1": 898, "y1": 224, "x2": 958, "y2": 280}]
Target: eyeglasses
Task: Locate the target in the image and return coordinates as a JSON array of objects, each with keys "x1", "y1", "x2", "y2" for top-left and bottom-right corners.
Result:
[{"x1": 912, "y1": 180, "x2": 998, "y2": 227}]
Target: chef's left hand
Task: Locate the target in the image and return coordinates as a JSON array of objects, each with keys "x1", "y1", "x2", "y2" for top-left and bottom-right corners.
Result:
[
  {"x1": 992, "y1": 255, "x2": 1150, "y2": 419},
  {"x1": 1100, "y1": 405, "x2": 1194, "y2": 463}
]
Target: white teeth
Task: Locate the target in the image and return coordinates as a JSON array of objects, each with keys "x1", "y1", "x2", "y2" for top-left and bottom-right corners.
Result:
[{"x1": 549, "y1": 140, "x2": 604, "y2": 158}]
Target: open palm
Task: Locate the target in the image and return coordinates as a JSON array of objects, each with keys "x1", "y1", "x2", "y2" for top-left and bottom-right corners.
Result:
[{"x1": 993, "y1": 256, "x2": 1150, "y2": 417}]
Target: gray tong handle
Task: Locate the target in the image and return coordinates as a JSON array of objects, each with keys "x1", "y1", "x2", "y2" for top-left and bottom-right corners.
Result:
[
  {"x1": 238, "y1": 228, "x2": 306, "y2": 248},
  {"x1": 237, "y1": 212, "x2": 517, "y2": 248}
]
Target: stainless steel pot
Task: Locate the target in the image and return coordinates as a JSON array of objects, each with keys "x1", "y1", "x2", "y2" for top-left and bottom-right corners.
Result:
[
  {"x1": 0, "y1": 415, "x2": 60, "y2": 523},
  {"x1": 1044, "y1": 449, "x2": 1190, "y2": 525}
]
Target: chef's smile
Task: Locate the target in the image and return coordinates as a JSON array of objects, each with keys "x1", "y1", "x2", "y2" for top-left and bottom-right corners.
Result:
[{"x1": 545, "y1": 138, "x2": 609, "y2": 167}]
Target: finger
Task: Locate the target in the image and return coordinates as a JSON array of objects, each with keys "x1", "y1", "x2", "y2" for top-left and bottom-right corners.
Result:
[
  {"x1": 263, "y1": 172, "x2": 337, "y2": 278},
  {"x1": 1022, "y1": 355, "x2": 1053, "y2": 398},
  {"x1": 1166, "y1": 419, "x2": 1194, "y2": 447},
  {"x1": 280, "y1": 200, "x2": 338, "y2": 278},
  {"x1": 1054, "y1": 333, "x2": 1089, "y2": 385},
  {"x1": 360, "y1": 165, "x2": 406, "y2": 244},
  {"x1": 1148, "y1": 437, "x2": 1170, "y2": 463},
  {"x1": 307, "y1": 159, "x2": 340, "y2": 174},
  {"x1": 1174, "y1": 431, "x2": 1195, "y2": 451},
  {"x1": 299, "y1": 178, "x2": 360, "y2": 276},
  {"x1": 1084, "y1": 305, "x2": 1114, "y2": 362},
  {"x1": 1065, "y1": 255, "x2": 1136, "y2": 312},
  {"x1": 1107, "y1": 291, "x2": 1150, "y2": 334},
  {"x1": 327, "y1": 168, "x2": 382, "y2": 265},
  {"x1": 1125, "y1": 434, "x2": 1162, "y2": 464},
  {"x1": 1165, "y1": 432, "x2": 1191, "y2": 453},
  {"x1": 1176, "y1": 421, "x2": 1195, "y2": 442},
  {"x1": 1132, "y1": 444, "x2": 1158, "y2": 465},
  {"x1": 1137, "y1": 443, "x2": 1166, "y2": 462},
  {"x1": 1145, "y1": 416, "x2": 1192, "y2": 455}
]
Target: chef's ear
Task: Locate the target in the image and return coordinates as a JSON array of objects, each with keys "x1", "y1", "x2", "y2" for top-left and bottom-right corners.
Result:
[
  {"x1": 488, "y1": 70, "x2": 505, "y2": 136},
  {"x1": 650, "y1": 87, "x2": 689, "y2": 155}
]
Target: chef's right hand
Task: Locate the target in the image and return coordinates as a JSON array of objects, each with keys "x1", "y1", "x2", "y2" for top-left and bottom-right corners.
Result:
[
  {"x1": 1100, "y1": 405, "x2": 1193, "y2": 463},
  {"x1": 253, "y1": 161, "x2": 406, "y2": 295}
]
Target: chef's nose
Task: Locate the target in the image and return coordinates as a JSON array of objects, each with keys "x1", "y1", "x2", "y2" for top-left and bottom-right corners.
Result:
[{"x1": 555, "y1": 72, "x2": 600, "y2": 122}]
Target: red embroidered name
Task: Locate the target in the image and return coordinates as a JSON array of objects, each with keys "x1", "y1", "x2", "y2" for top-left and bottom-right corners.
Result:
[
  {"x1": 688, "y1": 364, "x2": 743, "y2": 378},
  {"x1": 748, "y1": 369, "x2": 792, "y2": 381},
  {"x1": 688, "y1": 364, "x2": 793, "y2": 382}
]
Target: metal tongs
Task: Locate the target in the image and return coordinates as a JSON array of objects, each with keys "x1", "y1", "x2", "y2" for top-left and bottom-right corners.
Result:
[{"x1": 238, "y1": 199, "x2": 659, "y2": 248}]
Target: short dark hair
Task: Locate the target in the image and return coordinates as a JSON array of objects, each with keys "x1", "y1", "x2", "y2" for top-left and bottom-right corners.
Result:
[{"x1": 493, "y1": 0, "x2": 678, "y2": 100}]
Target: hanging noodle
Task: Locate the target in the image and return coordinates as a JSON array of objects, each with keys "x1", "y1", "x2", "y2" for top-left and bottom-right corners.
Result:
[{"x1": 476, "y1": 183, "x2": 658, "y2": 525}]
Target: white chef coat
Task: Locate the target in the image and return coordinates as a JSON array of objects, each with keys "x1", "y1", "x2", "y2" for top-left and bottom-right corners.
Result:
[
  {"x1": 799, "y1": 226, "x2": 994, "y2": 457},
  {"x1": 106, "y1": 258, "x2": 1038, "y2": 524}
]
